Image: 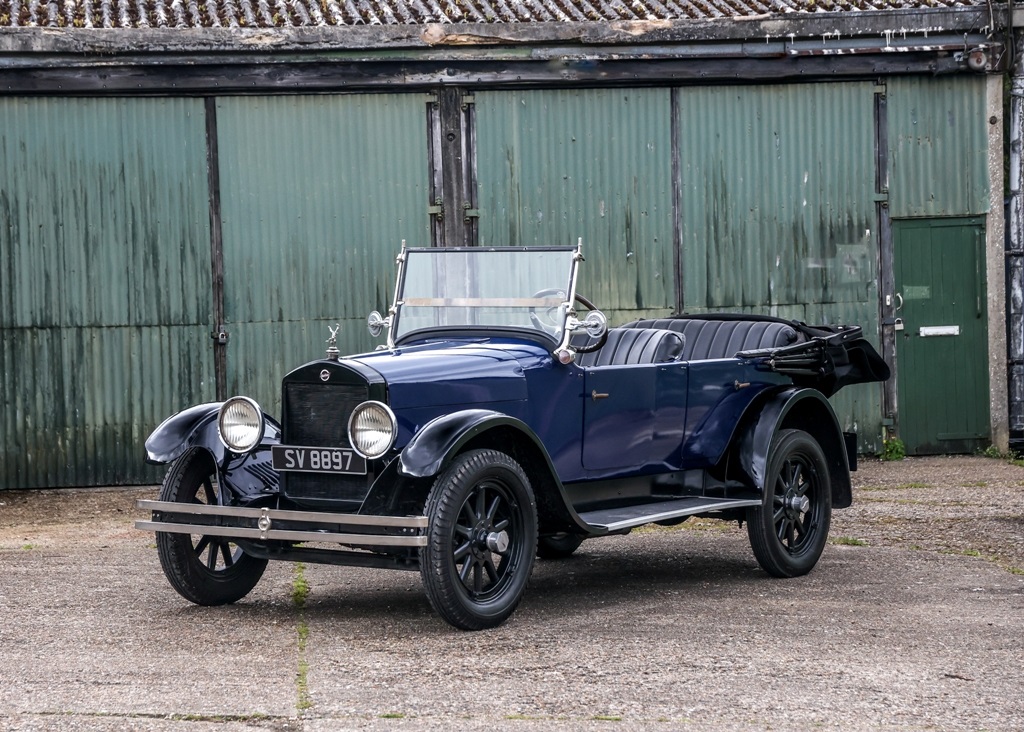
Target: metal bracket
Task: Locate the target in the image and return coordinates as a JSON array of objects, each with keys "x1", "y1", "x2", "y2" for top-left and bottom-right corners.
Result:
[{"x1": 428, "y1": 199, "x2": 443, "y2": 220}]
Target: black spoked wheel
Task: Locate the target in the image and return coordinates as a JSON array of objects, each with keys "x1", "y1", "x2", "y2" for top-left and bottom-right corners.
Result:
[
  {"x1": 420, "y1": 449, "x2": 537, "y2": 630},
  {"x1": 537, "y1": 533, "x2": 584, "y2": 560},
  {"x1": 747, "y1": 429, "x2": 832, "y2": 578},
  {"x1": 155, "y1": 448, "x2": 268, "y2": 605}
]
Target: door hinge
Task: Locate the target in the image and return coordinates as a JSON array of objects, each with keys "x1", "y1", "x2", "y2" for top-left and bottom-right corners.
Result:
[
  {"x1": 463, "y1": 203, "x2": 480, "y2": 222},
  {"x1": 428, "y1": 199, "x2": 443, "y2": 220}
]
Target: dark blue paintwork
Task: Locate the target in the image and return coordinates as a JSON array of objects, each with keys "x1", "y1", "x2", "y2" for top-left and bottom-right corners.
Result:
[
  {"x1": 348, "y1": 334, "x2": 786, "y2": 485},
  {"x1": 147, "y1": 328, "x2": 865, "y2": 517}
]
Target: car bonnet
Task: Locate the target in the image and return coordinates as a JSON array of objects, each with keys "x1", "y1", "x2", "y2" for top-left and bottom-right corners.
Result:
[{"x1": 350, "y1": 337, "x2": 551, "y2": 409}]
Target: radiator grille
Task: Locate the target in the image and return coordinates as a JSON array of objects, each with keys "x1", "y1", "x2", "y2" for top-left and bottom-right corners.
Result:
[{"x1": 282, "y1": 381, "x2": 372, "y2": 503}]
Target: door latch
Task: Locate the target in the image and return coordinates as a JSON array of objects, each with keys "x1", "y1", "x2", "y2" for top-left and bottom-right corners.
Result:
[{"x1": 212, "y1": 326, "x2": 229, "y2": 345}]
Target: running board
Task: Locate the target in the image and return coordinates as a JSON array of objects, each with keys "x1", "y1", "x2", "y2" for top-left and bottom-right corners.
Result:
[{"x1": 578, "y1": 497, "x2": 761, "y2": 533}]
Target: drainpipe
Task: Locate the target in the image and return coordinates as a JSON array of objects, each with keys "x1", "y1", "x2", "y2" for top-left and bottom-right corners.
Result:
[{"x1": 1007, "y1": 30, "x2": 1024, "y2": 450}]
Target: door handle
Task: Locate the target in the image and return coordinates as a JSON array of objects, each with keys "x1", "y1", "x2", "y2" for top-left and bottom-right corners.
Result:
[
  {"x1": 591, "y1": 390, "x2": 609, "y2": 401},
  {"x1": 894, "y1": 292, "x2": 903, "y2": 311}
]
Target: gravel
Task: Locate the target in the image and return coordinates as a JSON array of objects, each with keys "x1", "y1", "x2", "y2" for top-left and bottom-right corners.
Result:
[{"x1": 0, "y1": 455, "x2": 1022, "y2": 731}]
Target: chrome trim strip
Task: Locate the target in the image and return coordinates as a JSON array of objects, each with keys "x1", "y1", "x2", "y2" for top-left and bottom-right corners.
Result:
[
  {"x1": 135, "y1": 520, "x2": 427, "y2": 547},
  {"x1": 593, "y1": 498, "x2": 762, "y2": 532},
  {"x1": 137, "y1": 499, "x2": 428, "y2": 529}
]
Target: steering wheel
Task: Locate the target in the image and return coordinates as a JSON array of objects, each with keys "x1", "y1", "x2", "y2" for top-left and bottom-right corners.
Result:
[{"x1": 529, "y1": 289, "x2": 607, "y2": 354}]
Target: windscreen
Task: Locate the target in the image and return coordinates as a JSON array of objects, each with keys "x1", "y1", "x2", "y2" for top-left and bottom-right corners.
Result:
[{"x1": 393, "y1": 248, "x2": 576, "y2": 342}]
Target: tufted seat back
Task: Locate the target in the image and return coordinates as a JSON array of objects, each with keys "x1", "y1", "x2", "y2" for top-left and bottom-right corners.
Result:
[
  {"x1": 622, "y1": 318, "x2": 799, "y2": 361},
  {"x1": 574, "y1": 327, "x2": 684, "y2": 368}
]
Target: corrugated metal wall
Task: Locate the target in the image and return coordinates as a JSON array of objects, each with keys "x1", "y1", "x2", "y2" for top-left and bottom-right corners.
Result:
[
  {"x1": 0, "y1": 77, "x2": 994, "y2": 488},
  {"x1": 0, "y1": 97, "x2": 213, "y2": 489},
  {"x1": 675, "y1": 83, "x2": 882, "y2": 445},
  {"x1": 215, "y1": 94, "x2": 431, "y2": 415},
  {"x1": 887, "y1": 76, "x2": 989, "y2": 219},
  {"x1": 473, "y1": 84, "x2": 886, "y2": 447},
  {"x1": 475, "y1": 89, "x2": 675, "y2": 325}
]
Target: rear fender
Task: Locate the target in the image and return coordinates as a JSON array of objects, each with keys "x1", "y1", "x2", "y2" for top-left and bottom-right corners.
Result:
[
  {"x1": 398, "y1": 409, "x2": 588, "y2": 534},
  {"x1": 145, "y1": 402, "x2": 282, "y2": 503},
  {"x1": 736, "y1": 388, "x2": 852, "y2": 508}
]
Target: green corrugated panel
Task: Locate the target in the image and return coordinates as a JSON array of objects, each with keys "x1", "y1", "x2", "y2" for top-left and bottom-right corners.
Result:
[
  {"x1": 676, "y1": 83, "x2": 883, "y2": 452},
  {"x1": 887, "y1": 76, "x2": 989, "y2": 218},
  {"x1": 215, "y1": 95, "x2": 430, "y2": 413},
  {"x1": 0, "y1": 98, "x2": 214, "y2": 489},
  {"x1": 474, "y1": 89, "x2": 675, "y2": 326}
]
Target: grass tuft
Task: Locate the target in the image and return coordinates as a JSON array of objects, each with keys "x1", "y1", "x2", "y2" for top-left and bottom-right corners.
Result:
[{"x1": 831, "y1": 536, "x2": 868, "y2": 546}]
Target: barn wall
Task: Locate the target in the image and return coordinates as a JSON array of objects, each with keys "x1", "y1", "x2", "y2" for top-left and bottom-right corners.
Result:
[
  {"x1": 887, "y1": 76, "x2": 990, "y2": 219},
  {"x1": 0, "y1": 97, "x2": 212, "y2": 489},
  {"x1": 474, "y1": 88, "x2": 676, "y2": 326},
  {"x1": 213, "y1": 94, "x2": 432, "y2": 415},
  {"x1": 0, "y1": 74, "x2": 997, "y2": 487}
]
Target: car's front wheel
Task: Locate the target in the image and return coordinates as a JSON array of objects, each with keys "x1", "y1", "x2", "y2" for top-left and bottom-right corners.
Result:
[
  {"x1": 420, "y1": 449, "x2": 537, "y2": 630},
  {"x1": 154, "y1": 448, "x2": 268, "y2": 605},
  {"x1": 746, "y1": 429, "x2": 832, "y2": 578}
]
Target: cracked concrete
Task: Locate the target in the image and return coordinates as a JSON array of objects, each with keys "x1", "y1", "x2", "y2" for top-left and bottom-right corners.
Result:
[{"x1": 0, "y1": 455, "x2": 1021, "y2": 730}]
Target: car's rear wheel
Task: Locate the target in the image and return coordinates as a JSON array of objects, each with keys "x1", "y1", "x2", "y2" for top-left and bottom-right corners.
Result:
[
  {"x1": 537, "y1": 533, "x2": 584, "y2": 559},
  {"x1": 420, "y1": 449, "x2": 537, "y2": 630},
  {"x1": 746, "y1": 429, "x2": 832, "y2": 578},
  {"x1": 155, "y1": 448, "x2": 268, "y2": 605}
]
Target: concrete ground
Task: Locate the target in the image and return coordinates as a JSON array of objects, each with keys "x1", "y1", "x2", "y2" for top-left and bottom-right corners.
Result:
[{"x1": 0, "y1": 456, "x2": 1021, "y2": 731}]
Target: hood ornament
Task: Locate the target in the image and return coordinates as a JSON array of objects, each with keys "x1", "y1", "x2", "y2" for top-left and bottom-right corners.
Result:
[{"x1": 325, "y1": 323, "x2": 341, "y2": 361}]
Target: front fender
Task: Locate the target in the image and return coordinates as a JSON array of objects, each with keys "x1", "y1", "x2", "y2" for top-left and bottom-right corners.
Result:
[
  {"x1": 145, "y1": 403, "x2": 224, "y2": 465},
  {"x1": 736, "y1": 387, "x2": 852, "y2": 508},
  {"x1": 397, "y1": 409, "x2": 592, "y2": 535},
  {"x1": 145, "y1": 402, "x2": 283, "y2": 504},
  {"x1": 399, "y1": 409, "x2": 538, "y2": 479}
]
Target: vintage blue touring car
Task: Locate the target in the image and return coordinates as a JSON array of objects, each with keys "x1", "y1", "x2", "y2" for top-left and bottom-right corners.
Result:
[{"x1": 138, "y1": 243, "x2": 888, "y2": 630}]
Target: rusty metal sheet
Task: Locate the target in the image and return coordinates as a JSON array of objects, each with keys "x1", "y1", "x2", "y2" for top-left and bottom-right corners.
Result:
[
  {"x1": 474, "y1": 88, "x2": 675, "y2": 326},
  {"x1": 214, "y1": 94, "x2": 431, "y2": 414},
  {"x1": 0, "y1": 97, "x2": 213, "y2": 489},
  {"x1": 676, "y1": 82, "x2": 883, "y2": 451},
  {"x1": 887, "y1": 76, "x2": 989, "y2": 219}
]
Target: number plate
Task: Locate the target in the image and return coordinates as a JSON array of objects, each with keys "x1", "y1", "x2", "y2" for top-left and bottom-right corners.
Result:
[{"x1": 271, "y1": 445, "x2": 367, "y2": 475}]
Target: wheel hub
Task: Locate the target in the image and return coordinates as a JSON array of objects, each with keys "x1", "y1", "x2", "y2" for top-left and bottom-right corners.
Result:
[
  {"x1": 785, "y1": 493, "x2": 811, "y2": 517},
  {"x1": 473, "y1": 526, "x2": 510, "y2": 555},
  {"x1": 486, "y1": 530, "x2": 510, "y2": 553}
]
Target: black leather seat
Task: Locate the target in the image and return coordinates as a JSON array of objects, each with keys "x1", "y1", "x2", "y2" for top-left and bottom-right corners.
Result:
[
  {"x1": 574, "y1": 327, "x2": 684, "y2": 368},
  {"x1": 622, "y1": 318, "x2": 799, "y2": 361}
]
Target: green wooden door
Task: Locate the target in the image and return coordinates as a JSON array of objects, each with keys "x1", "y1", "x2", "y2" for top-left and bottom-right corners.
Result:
[{"x1": 894, "y1": 218, "x2": 989, "y2": 454}]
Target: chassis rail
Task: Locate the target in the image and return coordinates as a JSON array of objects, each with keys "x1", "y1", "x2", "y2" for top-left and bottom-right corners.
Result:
[{"x1": 135, "y1": 499, "x2": 428, "y2": 548}]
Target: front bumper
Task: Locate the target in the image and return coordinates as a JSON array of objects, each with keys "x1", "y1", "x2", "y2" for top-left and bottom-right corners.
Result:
[{"x1": 135, "y1": 500, "x2": 427, "y2": 548}]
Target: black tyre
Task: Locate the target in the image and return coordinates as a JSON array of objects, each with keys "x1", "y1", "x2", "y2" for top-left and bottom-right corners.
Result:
[
  {"x1": 747, "y1": 429, "x2": 832, "y2": 578},
  {"x1": 155, "y1": 448, "x2": 268, "y2": 605},
  {"x1": 420, "y1": 449, "x2": 537, "y2": 630},
  {"x1": 537, "y1": 533, "x2": 584, "y2": 560}
]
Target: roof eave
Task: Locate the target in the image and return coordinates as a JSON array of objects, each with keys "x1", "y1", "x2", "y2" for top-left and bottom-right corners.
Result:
[{"x1": 0, "y1": 7, "x2": 1003, "y2": 55}]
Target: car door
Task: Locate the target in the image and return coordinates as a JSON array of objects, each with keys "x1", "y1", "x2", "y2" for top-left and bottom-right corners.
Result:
[{"x1": 581, "y1": 360, "x2": 691, "y2": 472}]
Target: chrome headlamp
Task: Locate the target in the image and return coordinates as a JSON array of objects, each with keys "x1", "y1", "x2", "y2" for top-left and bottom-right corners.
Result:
[
  {"x1": 218, "y1": 396, "x2": 265, "y2": 453},
  {"x1": 347, "y1": 401, "x2": 397, "y2": 459}
]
